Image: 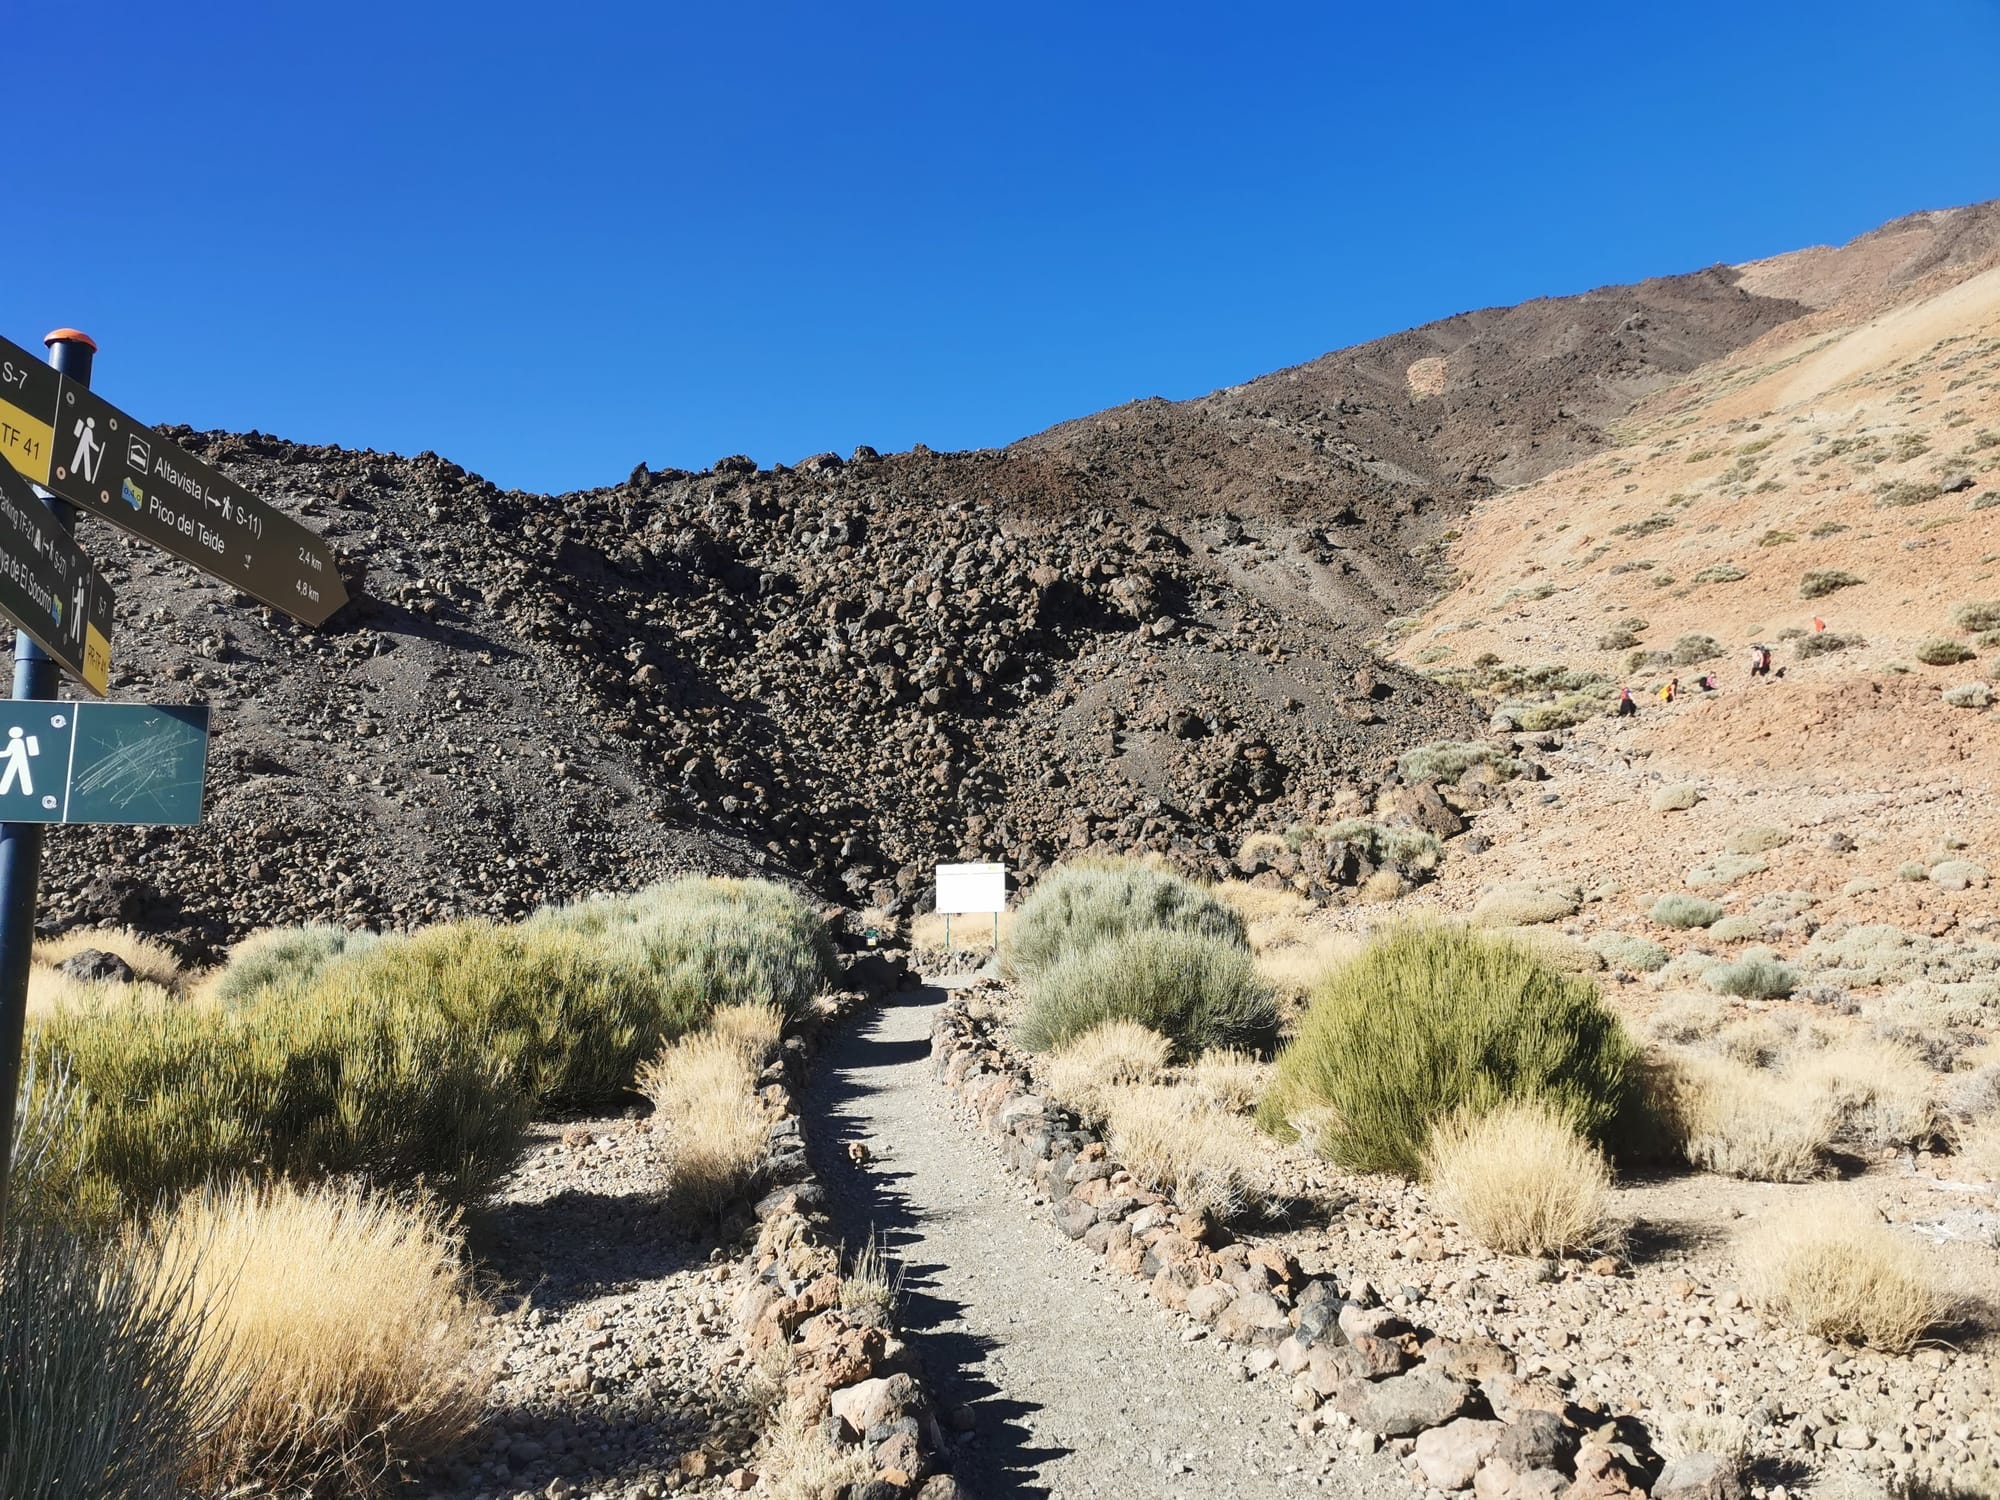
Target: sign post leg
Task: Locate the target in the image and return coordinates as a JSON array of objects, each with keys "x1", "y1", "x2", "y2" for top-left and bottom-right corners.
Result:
[{"x1": 0, "y1": 330, "x2": 91, "y2": 1235}]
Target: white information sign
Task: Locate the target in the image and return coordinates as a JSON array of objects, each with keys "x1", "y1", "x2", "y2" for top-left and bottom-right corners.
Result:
[{"x1": 935, "y1": 861, "x2": 1007, "y2": 915}]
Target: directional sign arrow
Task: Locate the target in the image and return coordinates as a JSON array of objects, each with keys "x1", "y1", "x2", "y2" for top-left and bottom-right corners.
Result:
[
  {"x1": 0, "y1": 333, "x2": 347, "y2": 626},
  {"x1": 0, "y1": 459, "x2": 113, "y2": 696}
]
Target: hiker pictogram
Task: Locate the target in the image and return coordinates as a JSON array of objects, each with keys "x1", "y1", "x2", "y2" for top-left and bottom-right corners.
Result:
[{"x1": 0, "y1": 725, "x2": 40, "y2": 797}]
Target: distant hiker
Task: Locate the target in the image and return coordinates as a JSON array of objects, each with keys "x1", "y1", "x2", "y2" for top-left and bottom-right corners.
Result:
[
  {"x1": 1616, "y1": 687, "x2": 1637, "y2": 717},
  {"x1": 1812, "y1": 617, "x2": 1826, "y2": 633},
  {"x1": 1698, "y1": 673, "x2": 1717, "y2": 692},
  {"x1": 1749, "y1": 644, "x2": 1771, "y2": 677},
  {"x1": 1657, "y1": 679, "x2": 1678, "y2": 705}
]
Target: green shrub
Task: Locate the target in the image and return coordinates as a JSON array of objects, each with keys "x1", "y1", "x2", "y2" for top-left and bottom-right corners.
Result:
[
  {"x1": 1952, "y1": 600, "x2": 2000, "y2": 632},
  {"x1": 1309, "y1": 820, "x2": 1444, "y2": 882},
  {"x1": 1705, "y1": 953, "x2": 1800, "y2": 998},
  {"x1": 1261, "y1": 926, "x2": 1644, "y2": 1177},
  {"x1": 1472, "y1": 882, "x2": 1581, "y2": 927},
  {"x1": 33, "y1": 987, "x2": 529, "y2": 1223},
  {"x1": 1588, "y1": 931, "x2": 1669, "y2": 973},
  {"x1": 1758, "y1": 530, "x2": 1796, "y2": 547},
  {"x1": 209, "y1": 924, "x2": 381, "y2": 1008},
  {"x1": 1708, "y1": 914, "x2": 1763, "y2": 943},
  {"x1": 1914, "y1": 636, "x2": 1975, "y2": 666},
  {"x1": 1797, "y1": 631, "x2": 1864, "y2": 658},
  {"x1": 1727, "y1": 826, "x2": 1792, "y2": 855},
  {"x1": 0, "y1": 1225, "x2": 221, "y2": 1500},
  {"x1": 1875, "y1": 481, "x2": 1940, "y2": 509},
  {"x1": 1692, "y1": 565, "x2": 1747, "y2": 585},
  {"x1": 1513, "y1": 693, "x2": 1601, "y2": 731},
  {"x1": 1800, "y1": 570, "x2": 1864, "y2": 599},
  {"x1": 1672, "y1": 634, "x2": 1723, "y2": 665},
  {"x1": 325, "y1": 922, "x2": 680, "y2": 1108},
  {"x1": 526, "y1": 876, "x2": 836, "y2": 1021},
  {"x1": 1687, "y1": 853, "x2": 1769, "y2": 889},
  {"x1": 1003, "y1": 859, "x2": 1245, "y2": 982},
  {"x1": 1653, "y1": 894, "x2": 1725, "y2": 929},
  {"x1": 1597, "y1": 629, "x2": 1640, "y2": 651},
  {"x1": 1017, "y1": 929, "x2": 1276, "y2": 1061},
  {"x1": 1397, "y1": 740, "x2": 1519, "y2": 785}
]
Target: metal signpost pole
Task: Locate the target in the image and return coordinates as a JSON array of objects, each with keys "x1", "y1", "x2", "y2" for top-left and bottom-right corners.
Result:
[{"x1": 0, "y1": 329, "x2": 92, "y2": 1232}]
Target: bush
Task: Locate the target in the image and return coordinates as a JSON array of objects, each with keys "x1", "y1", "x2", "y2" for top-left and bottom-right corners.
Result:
[
  {"x1": 33, "y1": 927, "x2": 183, "y2": 990},
  {"x1": 1726, "y1": 826, "x2": 1791, "y2": 855},
  {"x1": 1674, "y1": 1055, "x2": 1833, "y2": 1181},
  {"x1": 207, "y1": 923, "x2": 380, "y2": 1007},
  {"x1": 1514, "y1": 693, "x2": 1601, "y2": 731},
  {"x1": 1942, "y1": 682, "x2": 1993, "y2": 709},
  {"x1": 1686, "y1": 853, "x2": 1768, "y2": 889},
  {"x1": 1019, "y1": 929, "x2": 1276, "y2": 1060},
  {"x1": 1262, "y1": 926, "x2": 1644, "y2": 1178},
  {"x1": 1738, "y1": 1206, "x2": 1947, "y2": 1352},
  {"x1": 529, "y1": 876, "x2": 837, "y2": 1022},
  {"x1": 1041, "y1": 1020, "x2": 1171, "y2": 1124},
  {"x1": 1652, "y1": 894, "x2": 1724, "y2": 929},
  {"x1": 1472, "y1": 882, "x2": 1581, "y2": 927},
  {"x1": 1796, "y1": 630, "x2": 1864, "y2": 657},
  {"x1": 1650, "y1": 783, "x2": 1702, "y2": 812},
  {"x1": 324, "y1": 921, "x2": 679, "y2": 1108},
  {"x1": 1397, "y1": 740, "x2": 1519, "y2": 785},
  {"x1": 1422, "y1": 1102, "x2": 1611, "y2": 1256},
  {"x1": 0, "y1": 1225, "x2": 220, "y2": 1499},
  {"x1": 1102, "y1": 1084, "x2": 1268, "y2": 1226},
  {"x1": 1704, "y1": 952, "x2": 1799, "y2": 998},
  {"x1": 1800, "y1": 570, "x2": 1864, "y2": 599},
  {"x1": 1596, "y1": 629, "x2": 1640, "y2": 651},
  {"x1": 33, "y1": 984, "x2": 530, "y2": 1223},
  {"x1": 1790, "y1": 1038, "x2": 1942, "y2": 1150},
  {"x1": 1002, "y1": 859, "x2": 1245, "y2": 983},
  {"x1": 1671, "y1": 634, "x2": 1723, "y2": 665},
  {"x1": 1953, "y1": 599, "x2": 2000, "y2": 632},
  {"x1": 1692, "y1": 565, "x2": 1747, "y2": 585},
  {"x1": 1188, "y1": 1048, "x2": 1265, "y2": 1115},
  {"x1": 1589, "y1": 931, "x2": 1669, "y2": 973},
  {"x1": 146, "y1": 1179, "x2": 490, "y2": 1494},
  {"x1": 1914, "y1": 635, "x2": 1976, "y2": 666},
  {"x1": 637, "y1": 1010, "x2": 777, "y2": 1218}
]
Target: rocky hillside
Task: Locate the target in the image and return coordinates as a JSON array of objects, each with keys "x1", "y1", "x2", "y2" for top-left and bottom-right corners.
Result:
[{"x1": 40, "y1": 200, "x2": 2000, "y2": 956}]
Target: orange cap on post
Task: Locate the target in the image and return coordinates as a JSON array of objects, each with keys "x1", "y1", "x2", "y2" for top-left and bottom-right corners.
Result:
[{"x1": 43, "y1": 328, "x2": 97, "y2": 350}]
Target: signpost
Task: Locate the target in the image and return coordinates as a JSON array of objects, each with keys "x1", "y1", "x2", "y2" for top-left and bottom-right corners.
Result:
[
  {"x1": 0, "y1": 326, "x2": 339, "y2": 1234},
  {"x1": 0, "y1": 331, "x2": 347, "y2": 625},
  {"x1": 935, "y1": 861, "x2": 1008, "y2": 953},
  {"x1": 0, "y1": 458, "x2": 113, "y2": 696}
]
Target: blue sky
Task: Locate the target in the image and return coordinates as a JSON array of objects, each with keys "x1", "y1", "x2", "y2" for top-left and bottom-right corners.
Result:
[{"x1": 6, "y1": 2, "x2": 1997, "y2": 496}]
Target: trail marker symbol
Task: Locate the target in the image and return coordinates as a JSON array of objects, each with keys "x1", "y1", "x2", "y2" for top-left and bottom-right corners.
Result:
[{"x1": 0, "y1": 455, "x2": 113, "y2": 695}]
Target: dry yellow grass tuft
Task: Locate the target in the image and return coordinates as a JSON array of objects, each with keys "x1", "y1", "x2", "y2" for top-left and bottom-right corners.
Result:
[
  {"x1": 909, "y1": 909, "x2": 1012, "y2": 954},
  {"x1": 34, "y1": 927, "x2": 183, "y2": 989},
  {"x1": 707, "y1": 1001, "x2": 785, "y2": 1062},
  {"x1": 1948, "y1": 1118, "x2": 2000, "y2": 1187},
  {"x1": 1187, "y1": 1047, "x2": 1265, "y2": 1115},
  {"x1": 760, "y1": 1401, "x2": 874, "y2": 1500},
  {"x1": 839, "y1": 1233, "x2": 901, "y2": 1325},
  {"x1": 1421, "y1": 1101, "x2": 1612, "y2": 1256},
  {"x1": 1737, "y1": 1203, "x2": 1949, "y2": 1353},
  {"x1": 24, "y1": 966, "x2": 175, "y2": 1022},
  {"x1": 1675, "y1": 1054, "x2": 1837, "y2": 1181},
  {"x1": 1041, "y1": 1020, "x2": 1171, "y2": 1124},
  {"x1": 1788, "y1": 1036, "x2": 1942, "y2": 1149},
  {"x1": 144, "y1": 1178, "x2": 488, "y2": 1492},
  {"x1": 639, "y1": 1022, "x2": 773, "y2": 1215},
  {"x1": 1212, "y1": 878, "x2": 1309, "y2": 927},
  {"x1": 1101, "y1": 1083, "x2": 1267, "y2": 1226}
]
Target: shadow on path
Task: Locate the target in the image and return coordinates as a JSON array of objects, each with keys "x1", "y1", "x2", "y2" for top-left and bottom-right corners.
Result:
[{"x1": 805, "y1": 983, "x2": 1063, "y2": 1496}]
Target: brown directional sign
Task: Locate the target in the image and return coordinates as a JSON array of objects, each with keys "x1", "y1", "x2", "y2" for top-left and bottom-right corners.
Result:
[
  {"x1": 0, "y1": 458, "x2": 112, "y2": 696},
  {"x1": 0, "y1": 333, "x2": 347, "y2": 626}
]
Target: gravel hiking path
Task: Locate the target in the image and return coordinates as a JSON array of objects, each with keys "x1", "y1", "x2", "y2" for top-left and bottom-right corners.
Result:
[{"x1": 805, "y1": 977, "x2": 1398, "y2": 1499}]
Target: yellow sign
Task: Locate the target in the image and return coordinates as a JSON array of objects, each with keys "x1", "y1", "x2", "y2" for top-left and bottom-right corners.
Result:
[
  {"x1": 82, "y1": 622, "x2": 111, "y2": 696},
  {"x1": 0, "y1": 396, "x2": 54, "y2": 485}
]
